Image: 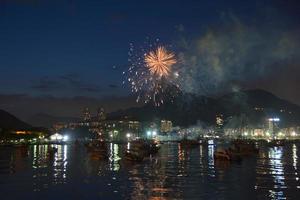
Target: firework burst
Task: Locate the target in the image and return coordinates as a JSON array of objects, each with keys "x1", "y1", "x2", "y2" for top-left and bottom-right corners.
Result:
[
  {"x1": 145, "y1": 46, "x2": 177, "y2": 77},
  {"x1": 123, "y1": 40, "x2": 180, "y2": 106}
]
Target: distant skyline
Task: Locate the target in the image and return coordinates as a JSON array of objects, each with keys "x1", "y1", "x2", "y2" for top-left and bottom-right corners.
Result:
[{"x1": 0, "y1": 0, "x2": 299, "y2": 119}]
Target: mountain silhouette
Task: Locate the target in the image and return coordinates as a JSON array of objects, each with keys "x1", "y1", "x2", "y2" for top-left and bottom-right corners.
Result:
[
  {"x1": 109, "y1": 89, "x2": 300, "y2": 127},
  {"x1": 0, "y1": 109, "x2": 32, "y2": 129}
]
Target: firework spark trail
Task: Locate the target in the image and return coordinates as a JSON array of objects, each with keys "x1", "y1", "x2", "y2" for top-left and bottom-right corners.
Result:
[{"x1": 124, "y1": 41, "x2": 180, "y2": 106}]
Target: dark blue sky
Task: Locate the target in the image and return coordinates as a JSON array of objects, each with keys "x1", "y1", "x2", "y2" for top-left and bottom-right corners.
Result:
[{"x1": 0, "y1": 0, "x2": 299, "y2": 119}]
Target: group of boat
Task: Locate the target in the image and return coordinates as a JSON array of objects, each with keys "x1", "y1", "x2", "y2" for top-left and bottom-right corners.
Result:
[
  {"x1": 214, "y1": 140, "x2": 259, "y2": 161},
  {"x1": 124, "y1": 139, "x2": 160, "y2": 162},
  {"x1": 85, "y1": 139, "x2": 160, "y2": 162},
  {"x1": 85, "y1": 140, "x2": 109, "y2": 160},
  {"x1": 8, "y1": 137, "x2": 288, "y2": 163},
  {"x1": 178, "y1": 138, "x2": 201, "y2": 147}
]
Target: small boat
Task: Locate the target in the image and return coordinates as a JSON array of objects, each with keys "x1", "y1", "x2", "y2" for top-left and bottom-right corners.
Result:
[
  {"x1": 90, "y1": 152, "x2": 108, "y2": 160},
  {"x1": 129, "y1": 139, "x2": 161, "y2": 156},
  {"x1": 232, "y1": 140, "x2": 259, "y2": 155},
  {"x1": 267, "y1": 140, "x2": 285, "y2": 147},
  {"x1": 124, "y1": 151, "x2": 144, "y2": 162},
  {"x1": 214, "y1": 149, "x2": 231, "y2": 161},
  {"x1": 179, "y1": 139, "x2": 199, "y2": 147},
  {"x1": 47, "y1": 147, "x2": 58, "y2": 156},
  {"x1": 145, "y1": 140, "x2": 160, "y2": 155},
  {"x1": 85, "y1": 140, "x2": 108, "y2": 152}
]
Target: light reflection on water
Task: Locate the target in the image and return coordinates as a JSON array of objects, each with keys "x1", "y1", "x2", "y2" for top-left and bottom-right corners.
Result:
[
  {"x1": 0, "y1": 142, "x2": 299, "y2": 199},
  {"x1": 109, "y1": 143, "x2": 120, "y2": 171},
  {"x1": 268, "y1": 147, "x2": 286, "y2": 199}
]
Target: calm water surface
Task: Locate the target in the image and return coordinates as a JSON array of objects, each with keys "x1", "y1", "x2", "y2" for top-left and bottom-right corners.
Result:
[{"x1": 0, "y1": 142, "x2": 299, "y2": 199}]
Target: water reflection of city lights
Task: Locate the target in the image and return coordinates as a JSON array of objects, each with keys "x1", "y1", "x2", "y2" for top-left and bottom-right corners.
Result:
[
  {"x1": 292, "y1": 144, "x2": 297, "y2": 170},
  {"x1": 109, "y1": 143, "x2": 120, "y2": 171},
  {"x1": 268, "y1": 147, "x2": 286, "y2": 198},
  {"x1": 208, "y1": 139, "x2": 214, "y2": 145},
  {"x1": 127, "y1": 142, "x2": 131, "y2": 150},
  {"x1": 32, "y1": 145, "x2": 49, "y2": 169},
  {"x1": 52, "y1": 145, "x2": 68, "y2": 184},
  {"x1": 199, "y1": 145, "x2": 203, "y2": 157},
  {"x1": 178, "y1": 144, "x2": 185, "y2": 161},
  {"x1": 208, "y1": 144, "x2": 215, "y2": 177},
  {"x1": 292, "y1": 144, "x2": 298, "y2": 182}
]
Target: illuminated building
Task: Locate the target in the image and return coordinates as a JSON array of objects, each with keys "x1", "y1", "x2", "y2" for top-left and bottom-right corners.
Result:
[
  {"x1": 13, "y1": 130, "x2": 32, "y2": 135},
  {"x1": 128, "y1": 120, "x2": 140, "y2": 132},
  {"x1": 97, "y1": 107, "x2": 106, "y2": 121},
  {"x1": 254, "y1": 107, "x2": 264, "y2": 111},
  {"x1": 83, "y1": 107, "x2": 91, "y2": 122},
  {"x1": 267, "y1": 117, "x2": 280, "y2": 138},
  {"x1": 103, "y1": 119, "x2": 141, "y2": 141},
  {"x1": 216, "y1": 114, "x2": 224, "y2": 131},
  {"x1": 53, "y1": 122, "x2": 68, "y2": 131},
  {"x1": 9, "y1": 130, "x2": 42, "y2": 139},
  {"x1": 49, "y1": 133, "x2": 69, "y2": 142},
  {"x1": 160, "y1": 120, "x2": 172, "y2": 133},
  {"x1": 216, "y1": 114, "x2": 224, "y2": 126}
]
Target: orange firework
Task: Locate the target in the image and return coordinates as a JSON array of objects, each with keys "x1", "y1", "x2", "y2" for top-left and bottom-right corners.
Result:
[{"x1": 144, "y1": 46, "x2": 177, "y2": 77}]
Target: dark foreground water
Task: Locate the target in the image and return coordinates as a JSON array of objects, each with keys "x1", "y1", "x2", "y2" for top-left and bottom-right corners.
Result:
[{"x1": 0, "y1": 142, "x2": 299, "y2": 200}]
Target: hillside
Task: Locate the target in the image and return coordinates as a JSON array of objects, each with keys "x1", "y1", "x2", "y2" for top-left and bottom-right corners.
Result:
[
  {"x1": 109, "y1": 89, "x2": 300, "y2": 127},
  {"x1": 27, "y1": 113, "x2": 80, "y2": 128},
  {"x1": 0, "y1": 109, "x2": 32, "y2": 129}
]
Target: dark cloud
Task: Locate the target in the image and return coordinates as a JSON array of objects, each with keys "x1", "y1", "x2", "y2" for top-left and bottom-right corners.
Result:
[
  {"x1": 273, "y1": 0, "x2": 300, "y2": 17},
  {"x1": 109, "y1": 12, "x2": 129, "y2": 23},
  {"x1": 31, "y1": 77, "x2": 63, "y2": 91},
  {"x1": 175, "y1": 24, "x2": 185, "y2": 32},
  {"x1": 112, "y1": 63, "x2": 128, "y2": 71},
  {"x1": 0, "y1": 0, "x2": 41, "y2": 6},
  {"x1": 246, "y1": 63, "x2": 300, "y2": 106},
  {"x1": 108, "y1": 84, "x2": 118, "y2": 89},
  {"x1": 31, "y1": 74, "x2": 102, "y2": 93}
]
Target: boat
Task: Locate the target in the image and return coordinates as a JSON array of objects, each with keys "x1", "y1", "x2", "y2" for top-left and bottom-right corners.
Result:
[
  {"x1": 214, "y1": 149, "x2": 231, "y2": 161},
  {"x1": 47, "y1": 147, "x2": 58, "y2": 156},
  {"x1": 90, "y1": 151, "x2": 108, "y2": 160},
  {"x1": 124, "y1": 151, "x2": 144, "y2": 162},
  {"x1": 267, "y1": 140, "x2": 285, "y2": 147},
  {"x1": 148, "y1": 143, "x2": 160, "y2": 155},
  {"x1": 231, "y1": 140, "x2": 259, "y2": 155},
  {"x1": 85, "y1": 140, "x2": 108, "y2": 152},
  {"x1": 129, "y1": 139, "x2": 161, "y2": 156},
  {"x1": 179, "y1": 139, "x2": 199, "y2": 147}
]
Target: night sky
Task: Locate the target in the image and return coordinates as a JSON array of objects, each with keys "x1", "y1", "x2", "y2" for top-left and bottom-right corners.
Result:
[{"x1": 0, "y1": 0, "x2": 299, "y2": 120}]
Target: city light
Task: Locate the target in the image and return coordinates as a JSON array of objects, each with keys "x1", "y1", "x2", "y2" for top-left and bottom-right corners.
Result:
[
  {"x1": 50, "y1": 133, "x2": 63, "y2": 141},
  {"x1": 278, "y1": 132, "x2": 284, "y2": 137},
  {"x1": 63, "y1": 135, "x2": 69, "y2": 141},
  {"x1": 147, "y1": 131, "x2": 152, "y2": 136},
  {"x1": 152, "y1": 131, "x2": 157, "y2": 136},
  {"x1": 208, "y1": 140, "x2": 214, "y2": 145},
  {"x1": 126, "y1": 133, "x2": 131, "y2": 138},
  {"x1": 268, "y1": 118, "x2": 280, "y2": 122}
]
